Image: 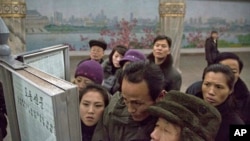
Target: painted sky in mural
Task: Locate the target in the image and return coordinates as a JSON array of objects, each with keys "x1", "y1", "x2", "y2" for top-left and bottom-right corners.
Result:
[{"x1": 26, "y1": 0, "x2": 158, "y2": 20}]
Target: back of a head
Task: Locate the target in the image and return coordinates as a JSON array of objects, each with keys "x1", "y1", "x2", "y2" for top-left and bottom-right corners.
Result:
[
  {"x1": 214, "y1": 52, "x2": 243, "y2": 73},
  {"x1": 148, "y1": 90, "x2": 222, "y2": 141},
  {"x1": 121, "y1": 61, "x2": 164, "y2": 101},
  {"x1": 211, "y1": 30, "x2": 218, "y2": 34}
]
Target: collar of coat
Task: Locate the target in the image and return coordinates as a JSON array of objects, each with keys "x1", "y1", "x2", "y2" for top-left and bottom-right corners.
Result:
[
  {"x1": 233, "y1": 78, "x2": 250, "y2": 99},
  {"x1": 147, "y1": 53, "x2": 173, "y2": 71}
]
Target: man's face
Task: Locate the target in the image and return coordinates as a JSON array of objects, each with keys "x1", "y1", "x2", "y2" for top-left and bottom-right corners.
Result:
[
  {"x1": 219, "y1": 59, "x2": 240, "y2": 83},
  {"x1": 153, "y1": 39, "x2": 171, "y2": 60},
  {"x1": 121, "y1": 78, "x2": 155, "y2": 121},
  {"x1": 90, "y1": 46, "x2": 104, "y2": 62},
  {"x1": 211, "y1": 33, "x2": 218, "y2": 40}
]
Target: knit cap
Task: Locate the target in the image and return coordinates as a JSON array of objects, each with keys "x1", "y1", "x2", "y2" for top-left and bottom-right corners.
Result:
[
  {"x1": 75, "y1": 60, "x2": 104, "y2": 84},
  {"x1": 119, "y1": 49, "x2": 146, "y2": 66}
]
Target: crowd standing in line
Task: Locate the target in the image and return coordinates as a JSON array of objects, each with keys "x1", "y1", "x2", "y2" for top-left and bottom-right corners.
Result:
[{"x1": 1, "y1": 33, "x2": 249, "y2": 141}]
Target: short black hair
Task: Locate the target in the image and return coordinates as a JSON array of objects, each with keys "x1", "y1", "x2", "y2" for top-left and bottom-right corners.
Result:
[
  {"x1": 211, "y1": 31, "x2": 218, "y2": 35},
  {"x1": 79, "y1": 84, "x2": 109, "y2": 107},
  {"x1": 202, "y1": 64, "x2": 235, "y2": 91},
  {"x1": 121, "y1": 61, "x2": 165, "y2": 101},
  {"x1": 109, "y1": 45, "x2": 128, "y2": 68},
  {"x1": 153, "y1": 35, "x2": 172, "y2": 48},
  {"x1": 214, "y1": 52, "x2": 244, "y2": 73}
]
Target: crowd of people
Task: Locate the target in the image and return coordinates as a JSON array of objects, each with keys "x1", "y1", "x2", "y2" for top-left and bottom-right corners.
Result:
[
  {"x1": 1, "y1": 33, "x2": 249, "y2": 141},
  {"x1": 72, "y1": 33, "x2": 249, "y2": 141}
]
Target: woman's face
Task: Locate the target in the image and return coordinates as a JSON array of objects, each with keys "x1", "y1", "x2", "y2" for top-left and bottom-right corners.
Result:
[
  {"x1": 112, "y1": 51, "x2": 123, "y2": 68},
  {"x1": 79, "y1": 90, "x2": 105, "y2": 126},
  {"x1": 75, "y1": 76, "x2": 94, "y2": 91},
  {"x1": 150, "y1": 117, "x2": 181, "y2": 141},
  {"x1": 202, "y1": 72, "x2": 232, "y2": 106}
]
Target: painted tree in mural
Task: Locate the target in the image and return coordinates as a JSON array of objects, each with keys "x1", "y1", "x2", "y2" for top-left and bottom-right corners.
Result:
[
  {"x1": 99, "y1": 18, "x2": 156, "y2": 49},
  {"x1": 67, "y1": 18, "x2": 157, "y2": 51},
  {"x1": 185, "y1": 26, "x2": 228, "y2": 48}
]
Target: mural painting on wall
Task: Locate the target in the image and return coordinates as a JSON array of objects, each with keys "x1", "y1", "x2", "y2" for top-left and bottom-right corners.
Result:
[
  {"x1": 26, "y1": 0, "x2": 250, "y2": 51},
  {"x1": 25, "y1": 0, "x2": 159, "y2": 51},
  {"x1": 183, "y1": 0, "x2": 250, "y2": 48}
]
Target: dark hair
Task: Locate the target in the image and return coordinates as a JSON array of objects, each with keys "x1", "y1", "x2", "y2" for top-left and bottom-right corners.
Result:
[
  {"x1": 121, "y1": 61, "x2": 165, "y2": 101},
  {"x1": 211, "y1": 31, "x2": 218, "y2": 35},
  {"x1": 109, "y1": 45, "x2": 128, "y2": 73},
  {"x1": 79, "y1": 84, "x2": 109, "y2": 107},
  {"x1": 214, "y1": 52, "x2": 243, "y2": 73},
  {"x1": 153, "y1": 35, "x2": 172, "y2": 48},
  {"x1": 202, "y1": 64, "x2": 235, "y2": 91}
]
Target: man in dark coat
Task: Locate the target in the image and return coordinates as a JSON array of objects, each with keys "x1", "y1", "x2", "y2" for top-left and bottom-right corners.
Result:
[
  {"x1": 0, "y1": 82, "x2": 8, "y2": 140},
  {"x1": 148, "y1": 35, "x2": 182, "y2": 91},
  {"x1": 78, "y1": 40, "x2": 107, "y2": 65},
  {"x1": 92, "y1": 61, "x2": 166, "y2": 141},
  {"x1": 205, "y1": 31, "x2": 219, "y2": 66}
]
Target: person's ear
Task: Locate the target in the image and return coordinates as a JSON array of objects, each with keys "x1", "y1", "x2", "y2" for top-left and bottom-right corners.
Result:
[{"x1": 156, "y1": 90, "x2": 167, "y2": 102}]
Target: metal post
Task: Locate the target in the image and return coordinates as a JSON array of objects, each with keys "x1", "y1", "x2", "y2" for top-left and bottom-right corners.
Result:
[
  {"x1": 159, "y1": 0, "x2": 186, "y2": 72},
  {"x1": 0, "y1": 17, "x2": 11, "y2": 56}
]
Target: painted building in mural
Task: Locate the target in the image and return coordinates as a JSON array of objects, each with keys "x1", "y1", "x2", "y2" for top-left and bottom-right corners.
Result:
[{"x1": 25, "y1": 0, "x2": 250, "y2": 51}]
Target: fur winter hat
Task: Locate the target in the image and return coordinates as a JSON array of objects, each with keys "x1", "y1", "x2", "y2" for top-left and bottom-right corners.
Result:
[
  {"x1": 89, "y1": 40, "x2": 107, "y2": 50},
  {"x1": 148, "y1": 90, "x2": 222, "y2": 141}
]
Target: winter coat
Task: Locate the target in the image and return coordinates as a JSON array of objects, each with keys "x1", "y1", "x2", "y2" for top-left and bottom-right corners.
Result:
[
  {"x1": 186, "y1": 78, "x2": 250, "y2": 124},
  {"x1": 205, "y1": 37, "x2": 219, "y2": 65},
  {"x1": 78, "y1": 58, "x2": 104, "y2": 66},
  {"x1": 215, "y1": 101, "x2": 244, "y2": 141},
  {"x1": 92, "y1": 92, "x2": 157, "y2": 141},
  {"x1": 81, "y1": 122, "x2": 96, "y2": 141},
  {"x1": 231, "y1": 78, "x2": 250, "y2": 124},
  {"x1": 192, "y1": 92, "x2": 244, "y2": 141},
  {"x1": 0, "y1": 83, "x2": 7, "y2": 139},
  {"x1": 148, "y1": 53, "x2": 182, "y2": 91},
  {"x1": 101, "y1": 59, "x2": 121, "y2": 94}
]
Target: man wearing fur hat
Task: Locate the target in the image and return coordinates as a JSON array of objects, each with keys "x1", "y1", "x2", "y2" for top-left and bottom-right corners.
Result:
[
  {"x1": 149, "y1": 91, "x2": 222, "y2": 141},
  {"x1": 79, "y1": 39, "x2": 107, "y2": 65}
]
